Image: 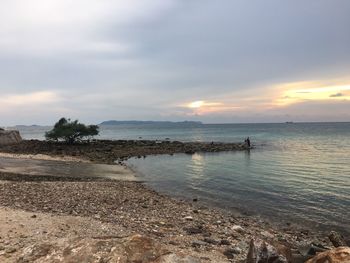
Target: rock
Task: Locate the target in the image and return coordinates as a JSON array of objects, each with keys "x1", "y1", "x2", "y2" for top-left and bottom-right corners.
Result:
[
  {"x1": 5, "y1": 247, "x2": 17, "y2": 253},
  {"x1": 168, "y1": 240, "x2": 180, "y2": 246},
  {"x1": 184, "y1": 216, "x2": 193, "y2": 221},
  {"x1": 232, "y1": 225, "x2": 244, "y2": 233},
  {"x1": 246, "y1": 239, "x2": 288, "y2": 263},
  {"x1": 261, "y1": 230, "x2": 274, "y2": 239},
  {"x1": 203, "y1": 237, "x2": 220, "y2": 245},
  {"x1": 0, "y1": 129, "x2": 22, "y2": 145},
  {"x1": 191, "y1": 240, "x2": 207, "y2": 248},
  {"x1": 184, "y1": 226, "x2": 203, "y2": 235},
  {"x1": 223, "y1": 247, "x2": 242, "y2": 259},
  {"x1": 306, "y1": 246, "x2": 350, "y2": 263},
  {"x1": 160, "y1": 253, "x2": 201, "y2": 263},
  {"x1": 220, "y1": 239, "x2": 231, "y2": 246},
  {"x1": 329, "y1": 231, "x2": 347, "y2": 247},
  {"x1": 19, "y1": 234, "x2": 185, "y2": 262},
  {"x1": 298, "y1": 243, "x2": 329, "y2": 257},
  {"x1": 20, "y1": 243, "x2": 53, "y2": 261}
]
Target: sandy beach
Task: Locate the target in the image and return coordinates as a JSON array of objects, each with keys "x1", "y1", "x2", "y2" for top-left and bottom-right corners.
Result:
[{"x1": 0, "y1": 140, "x2": 341, "y2": 262}]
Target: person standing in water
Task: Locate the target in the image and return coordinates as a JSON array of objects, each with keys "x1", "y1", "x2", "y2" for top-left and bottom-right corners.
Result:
[{"x1": 245, "y1": 137, "x2": 251, "y2": 148}]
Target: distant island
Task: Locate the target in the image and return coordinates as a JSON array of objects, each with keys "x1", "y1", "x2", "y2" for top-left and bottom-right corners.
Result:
[{"x1": 99, "y1": 120, "x2": 203, "y2": 125}]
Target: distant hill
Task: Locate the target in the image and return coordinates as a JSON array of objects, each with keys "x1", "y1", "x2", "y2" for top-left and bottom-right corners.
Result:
[{"x1": 100, "y1": 120, "x2": 203, "y2": 126}]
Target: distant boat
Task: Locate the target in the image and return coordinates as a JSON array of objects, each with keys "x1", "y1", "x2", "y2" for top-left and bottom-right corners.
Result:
[{"x1": 285, "y1": 121, "x2": 294, "y2": 124}]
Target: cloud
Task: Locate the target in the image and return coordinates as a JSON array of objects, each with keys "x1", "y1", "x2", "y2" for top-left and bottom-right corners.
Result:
[
  {"x1": 0, "y1": 1, "x2": 350, "y2": 124},
  {"x1": 329, "y1": 93, "x2": 344, "y2": 97}
]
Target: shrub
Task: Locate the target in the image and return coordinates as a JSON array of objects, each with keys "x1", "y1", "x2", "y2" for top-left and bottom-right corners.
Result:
[{"x1": 45, "y1": 118, "x2": 99, "y2": 144}]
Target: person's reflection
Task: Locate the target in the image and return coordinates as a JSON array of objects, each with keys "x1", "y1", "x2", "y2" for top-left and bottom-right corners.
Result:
[{"x1": 245, "y1": 149, "x2": 251, "y2": 167}]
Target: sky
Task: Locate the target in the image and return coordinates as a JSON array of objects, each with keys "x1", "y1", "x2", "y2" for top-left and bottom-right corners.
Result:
[{"x1": 1, "y1": 0, "x2": 350, "y2": 125}]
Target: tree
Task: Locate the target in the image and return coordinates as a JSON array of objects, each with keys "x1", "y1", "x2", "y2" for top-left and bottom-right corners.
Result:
[{"x1": 45, "y1": 118, "x2": 99, "y2": 144}]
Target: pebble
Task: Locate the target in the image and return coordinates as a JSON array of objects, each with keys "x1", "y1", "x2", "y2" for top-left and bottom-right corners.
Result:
[
  {"x1": 261, "y1": 230, "x2": 274, "y2": 239},
  {"x1": 231, "y1": 225, "x2": 244, "y2": 233},
  {"x1": 220, "y1": 239, "x2": 231, "y2": 246},
  {"x1": 184, "y1": 216, "x2": 193, "y2": 221},
  {"x1": 5, "y1": 247, "x2": 17, "y2": 254},
  {"x1": 203, "y1": 237, "x2": 219, "y2": 245},
  {"x1": 191, "y1": 240, "x2": 207, "y2": 248},
  {"x1": 184, "y1": 226, "x2": 203, "y2": 235}
]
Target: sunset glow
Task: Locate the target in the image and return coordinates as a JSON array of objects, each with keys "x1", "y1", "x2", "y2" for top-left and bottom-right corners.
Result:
[{"x1": 276, "y1": 82, "x2": 350, "y2": 107}]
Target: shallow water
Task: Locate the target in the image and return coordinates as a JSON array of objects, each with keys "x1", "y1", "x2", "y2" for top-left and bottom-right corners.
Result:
[{"x1": 122, "y1": 122, "x2": 350, "y2": 235}]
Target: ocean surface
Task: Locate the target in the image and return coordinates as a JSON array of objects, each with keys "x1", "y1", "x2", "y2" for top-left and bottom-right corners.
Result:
[{"x1": 10, "y1": 122, "x2": 350, "y2": 235}]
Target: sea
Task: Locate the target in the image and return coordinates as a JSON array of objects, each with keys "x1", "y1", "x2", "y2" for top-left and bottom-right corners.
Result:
[{"x1": 9, "y1": 122, "x2": 350, "y2": 235}]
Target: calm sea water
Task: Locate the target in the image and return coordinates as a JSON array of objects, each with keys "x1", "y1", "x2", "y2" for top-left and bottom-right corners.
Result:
[{"x1": 11, "y1": 123, "x2": 350, "y2": 235}]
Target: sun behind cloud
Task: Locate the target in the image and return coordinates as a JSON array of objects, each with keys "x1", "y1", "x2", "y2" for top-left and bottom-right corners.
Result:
[{"x1": 188, "y1": 100, "x2": 205, "y2": 108}]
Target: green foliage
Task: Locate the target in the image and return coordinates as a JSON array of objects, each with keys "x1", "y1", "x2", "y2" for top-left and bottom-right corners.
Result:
[{"x1": 45, "y1": 118, "x2": 99, "y2": 144}]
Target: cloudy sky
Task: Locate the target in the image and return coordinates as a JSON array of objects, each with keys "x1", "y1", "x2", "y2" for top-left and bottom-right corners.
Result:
[{"x1": 1, "y1": 0, "x2": 350, "y2": 125}]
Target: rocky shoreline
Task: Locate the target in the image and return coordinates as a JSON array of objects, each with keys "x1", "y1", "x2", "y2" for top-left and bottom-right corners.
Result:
[
  {"x1": 0, "y1": 139, "x2": 249, "y2": 164},
  {"x1": 0, "y1": 140, "x2": 348, "y2": 262},
  {"x1": 0, "y1": 171, "x2": 337, "y2": 263}
]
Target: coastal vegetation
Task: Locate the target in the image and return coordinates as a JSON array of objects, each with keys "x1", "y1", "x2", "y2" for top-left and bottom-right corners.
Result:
[{"x1": 45, "y1": 118, "x2": 99, "y2": 144}]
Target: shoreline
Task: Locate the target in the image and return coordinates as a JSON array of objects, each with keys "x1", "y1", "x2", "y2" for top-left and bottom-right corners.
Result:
[
  {"x1": 0, "y1": 140, "x2": 342, "y2": 262},
  {"x1": 0, "y1": 170, "x2": 331, "y2": 263}
]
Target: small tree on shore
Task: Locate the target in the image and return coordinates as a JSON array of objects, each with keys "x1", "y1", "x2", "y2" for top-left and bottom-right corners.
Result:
[{"x1": 45, "y1": 118, "x2": 99, "y2": 144}]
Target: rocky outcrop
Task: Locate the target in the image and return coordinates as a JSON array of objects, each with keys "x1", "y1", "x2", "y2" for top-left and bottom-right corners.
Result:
[
  {"x1": 306, "y1": 246, "x2": 350, "y2": 263},
  {"x1": 0, "y1": 129, "x2": 22, "y2": 145}
]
